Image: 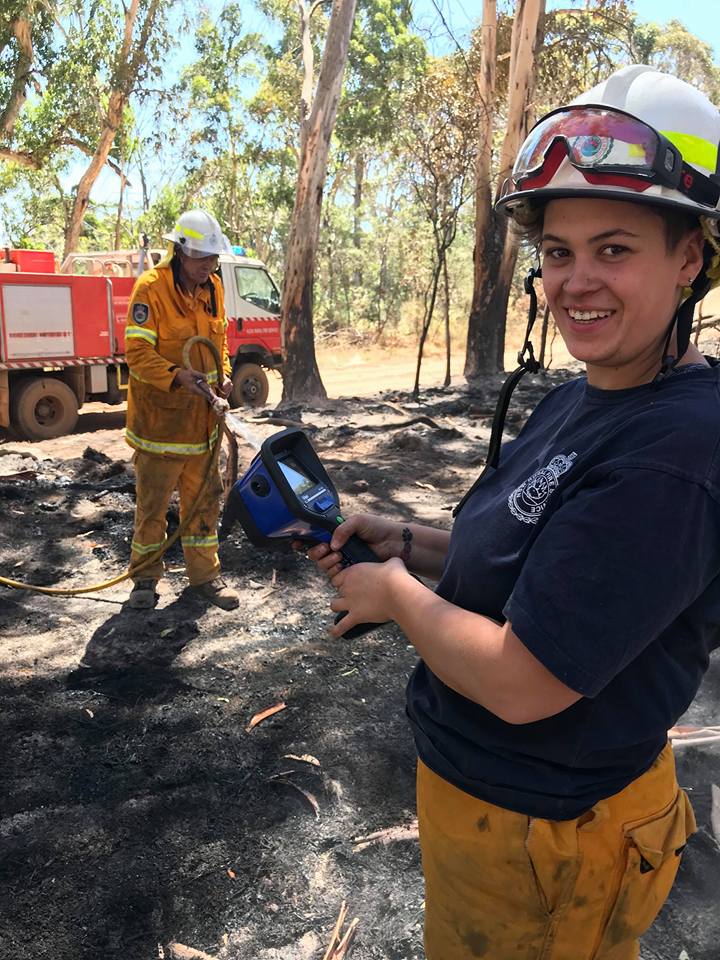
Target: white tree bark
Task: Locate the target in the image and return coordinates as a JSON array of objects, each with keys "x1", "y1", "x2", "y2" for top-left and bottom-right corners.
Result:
[{"x1": 281, "y1": 0, "x2": 358, "y2": 402}]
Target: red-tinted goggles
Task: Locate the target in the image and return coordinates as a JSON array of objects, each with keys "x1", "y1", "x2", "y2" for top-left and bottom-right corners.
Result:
[{"x1": 509, "y1": 105, "x2": 719, "y2": 207}]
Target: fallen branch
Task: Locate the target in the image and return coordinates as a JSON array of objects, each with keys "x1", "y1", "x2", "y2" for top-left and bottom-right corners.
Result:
[
  {"x1": 165, "y1": 943, "x2": 216, "y2": 960},
  {"x1": 0, "y1": 469, "x2": 37, "y2": 481},
  {"x1": 358, "y1": 415, "x2": 442, "y2": 433},
  {"x1": 352, "y1": 819, "x2": 419, "y2": 853},
  {"x1": 251, "y1": 416, "x2": 317, "y2": 430},
  {"x1": 322, "y1": 901, "x2": 359, "y2": 960},
  {"x1": 669, "y1": 725, "x2": 720, "y2": 748},
  {"x1": 0, "y1": 448, "x2": 40, "y2": 459},
  {"x1": 283, "y1": 753, "x2": 321, "y2": 766},
  {"x1": 711, "y1": 784, "x2": 720, "y2": 847}
]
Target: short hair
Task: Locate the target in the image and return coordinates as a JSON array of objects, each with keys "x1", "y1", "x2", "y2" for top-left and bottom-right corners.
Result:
[{"x1": 511, "y1": 199, "x2": 700, "y2": 252}]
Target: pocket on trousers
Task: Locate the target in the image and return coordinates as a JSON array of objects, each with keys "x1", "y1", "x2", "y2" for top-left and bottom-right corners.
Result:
[{"x1": 596, "y1": 789, "x2": 696, "y2": 954}]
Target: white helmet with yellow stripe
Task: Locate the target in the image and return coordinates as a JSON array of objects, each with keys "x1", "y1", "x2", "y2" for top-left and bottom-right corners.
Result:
[
  {"x1": 162, "y1": 209, "x2": 232, "y2": 258},
  {"x1": 498, "y1": 64, "x2": 720, "y2": 221}
]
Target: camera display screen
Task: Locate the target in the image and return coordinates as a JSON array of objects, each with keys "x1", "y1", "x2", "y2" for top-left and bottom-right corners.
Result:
[{"x1": 278, "y1": 455, "x2": 316, "y2": 496}]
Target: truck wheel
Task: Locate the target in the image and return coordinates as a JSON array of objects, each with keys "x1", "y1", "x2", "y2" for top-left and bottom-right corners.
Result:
[
  {"x1": 231, "y1": 363, "x2": 269, "y2": 407},
  {"x1": 11, "y1": 377, "x2": 79, "y2": 440}
]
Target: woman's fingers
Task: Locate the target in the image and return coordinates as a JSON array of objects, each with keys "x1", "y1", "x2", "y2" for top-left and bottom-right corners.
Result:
[{"x1": 304, "y1": 543, "x2": 330, "y2": 561}]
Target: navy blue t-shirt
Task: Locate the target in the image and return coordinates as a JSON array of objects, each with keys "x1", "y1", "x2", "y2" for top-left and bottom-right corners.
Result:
[{"x1": 406, "y1": 364, "x2": 720, "y2": 820}]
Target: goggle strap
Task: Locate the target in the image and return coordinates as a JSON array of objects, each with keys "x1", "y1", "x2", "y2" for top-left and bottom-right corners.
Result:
[
  {"x1": 453, "y1": 268, "x2": 543, "y2": 518},
  {"x1": 679, "y1": 161, "x2": 720, "y2": 207}
]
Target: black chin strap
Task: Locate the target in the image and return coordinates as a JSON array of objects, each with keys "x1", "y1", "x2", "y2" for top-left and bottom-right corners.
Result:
[
  {"x1": 655, "y1": 245, "x2": 713, "y2": 382},
  {"x1": 454, "y1": 268, "x2": 543, "y2": 518}
]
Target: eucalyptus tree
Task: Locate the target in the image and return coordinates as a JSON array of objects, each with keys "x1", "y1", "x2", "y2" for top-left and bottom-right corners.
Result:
[
  {"x1": 465, "y1": 0, "x2": 545, "y2": 382},
  {"x1": 279, "y1": 0, "x2": 359, "y2": 402}
]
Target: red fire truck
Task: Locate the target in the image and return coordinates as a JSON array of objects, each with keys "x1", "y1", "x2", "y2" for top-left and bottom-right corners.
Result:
[{"x1": 0, "y1": 246, "x2": 283, "y2": 440}]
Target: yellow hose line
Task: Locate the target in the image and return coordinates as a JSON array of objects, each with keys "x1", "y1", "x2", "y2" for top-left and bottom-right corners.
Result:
[{"x1": 0, "y1": 336, "x2": 225, "y2": 597}]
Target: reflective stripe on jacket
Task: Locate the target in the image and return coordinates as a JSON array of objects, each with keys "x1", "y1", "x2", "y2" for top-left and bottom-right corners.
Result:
[{"x1": 125, "y1": 264, "x2": 230, "y2": 456}]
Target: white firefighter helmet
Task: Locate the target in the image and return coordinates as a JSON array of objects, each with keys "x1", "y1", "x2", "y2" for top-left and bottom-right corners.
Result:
[
  {"x1": 497, "y1": 64, "x2": 720, "y2": 221},
  {"x1": 162, "y1": 209, "x2": 232, "y2": 258}
]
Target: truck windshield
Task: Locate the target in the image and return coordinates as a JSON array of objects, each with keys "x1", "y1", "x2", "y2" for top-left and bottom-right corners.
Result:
[{"x1": 234, "y1": 266, "x2": 280, "y2": 314}]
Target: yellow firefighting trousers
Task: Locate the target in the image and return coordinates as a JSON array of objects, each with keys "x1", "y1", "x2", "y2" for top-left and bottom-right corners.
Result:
[
  {"x1": 417, "y1": 743, "x2": 695, "y2": 960},
  {"x1": 129, "y1": 449, "x2": 224, "y2": 586}
]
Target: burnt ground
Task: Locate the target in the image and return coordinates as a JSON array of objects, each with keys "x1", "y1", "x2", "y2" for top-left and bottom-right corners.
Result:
[{"x1": 0, "y1": 369, "x2": 719, "y2": 960}]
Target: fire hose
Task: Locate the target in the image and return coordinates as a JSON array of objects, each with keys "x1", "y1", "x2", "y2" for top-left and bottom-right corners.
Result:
[{"x1": 0, "y1": 336, "x2": 238, "y2": 597}]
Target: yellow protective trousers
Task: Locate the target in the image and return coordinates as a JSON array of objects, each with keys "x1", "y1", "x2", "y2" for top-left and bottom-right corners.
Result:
[
  {"x1": 417, "y1": 744, "x2": 695, "y2": 960},
  {"x1": 129, "y1": 449, "x2": 224, "y2": 587}
]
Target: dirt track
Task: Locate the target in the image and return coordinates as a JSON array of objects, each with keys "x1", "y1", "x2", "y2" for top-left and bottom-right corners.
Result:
[{"x1": 1, "y1": 359, "x2": 719, "y2": 960}]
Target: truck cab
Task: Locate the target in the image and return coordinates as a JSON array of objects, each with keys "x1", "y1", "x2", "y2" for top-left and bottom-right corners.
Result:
[{"x1": 220, "y1": 250, "x2": 282, "y2": 407}]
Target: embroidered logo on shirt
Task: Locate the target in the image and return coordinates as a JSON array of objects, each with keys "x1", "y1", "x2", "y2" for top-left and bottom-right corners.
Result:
[
  {"x1": 508, "y1": 453, "x2": 577, "y2": 524},
  {"x1": 132, "y1": 303, "x2": 149, "y2": 324}
]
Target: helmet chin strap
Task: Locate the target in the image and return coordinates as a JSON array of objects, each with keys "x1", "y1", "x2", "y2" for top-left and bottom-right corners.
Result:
[
  {"x1": 654, "y1": 244, "x2": 714, "y2": 382},
  {"x1": 454, "y1": 268, "x2": 543, "y2": 518}
]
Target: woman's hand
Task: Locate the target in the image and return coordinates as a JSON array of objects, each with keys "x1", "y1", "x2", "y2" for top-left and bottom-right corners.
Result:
[
  {"x1": 329, "y1": 557, "x2": 410, "y2": 638},
  {"x1": 298, "y1": 513, "x2": 402, "y2": 579}
]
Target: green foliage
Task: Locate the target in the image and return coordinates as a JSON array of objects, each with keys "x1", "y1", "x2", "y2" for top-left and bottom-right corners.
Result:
[
  {"x1": 0, "y1": 163, "x2": 70, "y2": 249},
  {"x1": 336, "y1": 0, "x2": 427, "y2": 149}
]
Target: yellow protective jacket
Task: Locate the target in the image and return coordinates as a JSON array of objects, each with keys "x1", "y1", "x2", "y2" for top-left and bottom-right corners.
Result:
[{"x1": 125, "y1": 263, "x2": 231, "y2": 456}]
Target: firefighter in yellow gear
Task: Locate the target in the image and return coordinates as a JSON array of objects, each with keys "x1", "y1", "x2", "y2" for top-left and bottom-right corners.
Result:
[{"x1": 124, "y1": 209, "x2": 240, "y2": 611}]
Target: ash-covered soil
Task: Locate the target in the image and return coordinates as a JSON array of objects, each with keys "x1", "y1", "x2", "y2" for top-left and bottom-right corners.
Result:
[{"x1": 0, "y1": 370, "x2": 718, "y2": 960}]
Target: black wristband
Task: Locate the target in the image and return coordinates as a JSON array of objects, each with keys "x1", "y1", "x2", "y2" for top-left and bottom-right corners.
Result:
[{"x1": 400, "y1": 526, "x2": 413, "y2": 563}]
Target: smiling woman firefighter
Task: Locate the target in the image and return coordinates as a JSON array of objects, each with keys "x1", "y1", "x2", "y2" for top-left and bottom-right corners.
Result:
[
  {"x1": 307, "y1": 65, "x2": 720, "y2": 958},
  {"x1": 125, "y1": 209, "x2": 239, "y2": 611}
]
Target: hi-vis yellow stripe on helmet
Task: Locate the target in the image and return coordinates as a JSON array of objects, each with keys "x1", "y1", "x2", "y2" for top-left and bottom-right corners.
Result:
[
  {"x1": 662, "y1": 131, "x2": 718, "y2": 177},
  {"x1": 177, "y1": 223, "x2": 204, "y2": 240},
  {"x1": 162, "y1": 209, "x2": 231, "y2": 257}
]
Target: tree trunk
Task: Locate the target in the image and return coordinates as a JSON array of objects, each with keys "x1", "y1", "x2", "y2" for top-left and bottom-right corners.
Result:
[
  {"x1": 463, "y1": 0, "x2": 497, "y2": 381},
  {"x1": 538, "y1": 303, "x2": 551, "y2": 368},
  {"x1": 412, "y1": 254, "x2": 443, "y2": 400},
  {"x1": 281, "y1": 0, "x2": 358, "y2": 403},
  {"x1": 114, "y1": 166, "x2": 127, "y2": 250},
  {"x1": 352, "y1": 150, "x2": 364, "y2": 285},
  {"x1": 464, "y1": 0, "x2": 545, "y2": 382},
  {"x1": 64, "y1": 103, "x2": 125, "y2": 259}
]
